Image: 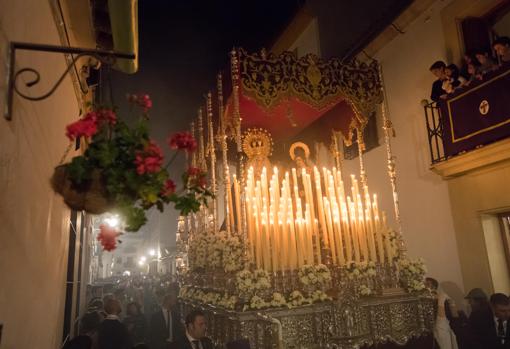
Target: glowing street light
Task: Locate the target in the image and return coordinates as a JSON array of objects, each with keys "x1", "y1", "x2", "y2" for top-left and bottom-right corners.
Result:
[
  {"x1": 140, "y1": 256, "x2": 147, "y2": 262},
  {"x1": 149, "y1": 249, "x2": 156, "y2": 257},
  {"x1": 104, "y1": 216, "x2": 120, "y2": 228}
]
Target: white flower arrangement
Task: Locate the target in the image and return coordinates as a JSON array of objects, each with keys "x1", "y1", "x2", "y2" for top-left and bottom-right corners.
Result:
[
  {"x1": 345, "y1": 261, "x2": 376, "y2": 280},
  {"x1": 344, "y1": 261, "x2": 377, "y2": 297},
  {"x1": 223, "y1": 233, "x2": 246, "y2": 272},
  {"x1": 359, "y1": 284, "x2": 372, "y2": 296},
  {"x1": 235, "y1": 269, "x2": 271, "y2": 299},
  {"x1": 309, "y1": 290, "x2": 332, "y2": 302},
  {"x1": 208, "y1": 232, "x2": 224, "y2": 269},
  {"x1": 217, "y1": 294, "x2": 238, "y2": 310},
  {"x1": 382, "y1": 228, "x2": 400, "y2": 260},
  {"x1": 193, "y1": 289, "x2": 206, "y2": 303},
  {"x1": 203, "y1": 292, "x2": 221, "y2": 305},
  {"x1": 243, "y1": 295, "x2": 269, "y2": 311},
  {"x1": 298, "y1": 264, "x2": 332, "y2": 290},
  {"x1": 188, "y1": 231, "x2": 246, "y2": 273},
  {"x1": 188, "y1": 234, "x2": 208, "y2": 270},
  {"x1": 270, "y1": 292, "x2": 288, "y2": 308},
  {"x1": 288, "y1": 290, "x2": 310, "y2": 307},
  {"x1": 397, "y1": 257, "x2": 427, "y2": 293}
]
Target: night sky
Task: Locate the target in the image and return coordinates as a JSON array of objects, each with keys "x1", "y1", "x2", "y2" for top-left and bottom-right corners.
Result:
[{"x1": 112, "y1": 0, "x2": 303, "y2": 144}]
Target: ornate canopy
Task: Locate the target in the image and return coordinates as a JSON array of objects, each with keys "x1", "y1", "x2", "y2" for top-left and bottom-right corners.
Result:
[{"x1": 224, "y1": 48, "x2": 383, "y2": 143}]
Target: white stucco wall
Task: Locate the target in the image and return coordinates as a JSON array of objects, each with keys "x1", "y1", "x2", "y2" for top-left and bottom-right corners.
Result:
[
  {"x1": 362, "y1": 0, "x2": 465, "y2": 296},
  {"x1": 289, "y1": 17, "x2": 321, "y2": 58},
  {"x1": 339, "y1": 0, "x2": 466, "y2": 301},
  {"x1": 0, "y1": 1, "x2": 79, "y2": 348},
  {"x1": 278, "y1": 0, "x2": 467, "y2": 303}
]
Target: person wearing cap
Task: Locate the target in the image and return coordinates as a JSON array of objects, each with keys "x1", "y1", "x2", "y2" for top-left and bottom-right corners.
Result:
[{"x1": 465, "y1": 288, "x2": 490, "y2": 319}]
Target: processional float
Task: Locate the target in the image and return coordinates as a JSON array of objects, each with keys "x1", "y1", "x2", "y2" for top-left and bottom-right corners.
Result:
[{"x1": 175, "y1": 48, "x2": 433, "y2": 349}]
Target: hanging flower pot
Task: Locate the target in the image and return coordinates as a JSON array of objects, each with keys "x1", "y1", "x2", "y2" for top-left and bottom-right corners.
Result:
[
  {"x1": 52, "y1": 93, "x2": 213, "y2": 234},
  {"x1": 51, "y1": 165, "x2": 112, "y2": 214}
]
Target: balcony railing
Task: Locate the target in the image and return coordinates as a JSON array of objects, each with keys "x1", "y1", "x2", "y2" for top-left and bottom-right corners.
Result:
[
  {"x1": 424, "y1": 101, "x2": 446, "y2": 164},
  {"x1": 424, "y1": 63, "x2": 510, "y2": 165}
]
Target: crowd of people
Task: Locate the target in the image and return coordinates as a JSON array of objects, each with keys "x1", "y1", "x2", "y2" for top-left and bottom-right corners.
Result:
[
  {"x1": 426, "y1": 277, "x2": 510, "y2": 349},
  {"x1": 64, "y1": 272, "x2": 510, "y2": 349},
  {"x1": 63, "y1": 275, "x2": 215, "y2": 349},
  {"x1": 429, "y1": 36, "x2": 510, "y2": 102}
]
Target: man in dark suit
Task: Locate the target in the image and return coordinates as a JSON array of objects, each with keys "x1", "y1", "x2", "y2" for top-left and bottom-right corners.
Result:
[
  {"x1": 470, "y1": 293, "x2": 510, "y2": 349},
  {"x1": 97, "y1": 299, "x2": 132, "y2": 349},
  {"x1": 149, "y1": 291, "x2": 185, "y2": 349},
  {"x1": 429, "y1": 60, "x2": 448, "y2": 102},
  {"x1": 176, "y1": 310, "x2": 214, "y2": 349}
]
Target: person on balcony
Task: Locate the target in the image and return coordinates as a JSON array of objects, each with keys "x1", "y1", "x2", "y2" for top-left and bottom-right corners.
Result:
[
  {"x1": 429, "y1": 61, "x2": 448, "y2": 102},
  {"x1": 443, "y1": 64, "x2": 466, "y2": 94},
  {"x1": 460, "y1": 53, "x2": 476, "y2": 80},
  {"x1": 474, "y1": 50, "x2": 497, "y2": 75},
  {"x1": 493, "y1": 37, "x2": 510, "y2": 64},
  {"x1": 464, "y1": 61, "x2": 483, "y2": 86}
]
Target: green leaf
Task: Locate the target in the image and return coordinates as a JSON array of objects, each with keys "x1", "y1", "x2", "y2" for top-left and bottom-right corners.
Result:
[
  {"x1": 119, "y1": 205, "x2": 147, "y2": 232},
  {"x1": 66, "y1": 156, "x2": 92, "y2": 185}
]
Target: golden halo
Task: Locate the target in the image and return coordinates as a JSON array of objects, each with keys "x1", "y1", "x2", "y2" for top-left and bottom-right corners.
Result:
[
  {"x1": 289, "y1": 142, "x2": 310, "y2": 161},
  {"x1": 242, "y1": 128, "x2": 273, "y2": 159}
]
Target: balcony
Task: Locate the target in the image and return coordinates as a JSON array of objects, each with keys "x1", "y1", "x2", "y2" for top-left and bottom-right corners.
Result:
[{"x1": 424, "y1": 64, "x2": 510, "y2": 178}]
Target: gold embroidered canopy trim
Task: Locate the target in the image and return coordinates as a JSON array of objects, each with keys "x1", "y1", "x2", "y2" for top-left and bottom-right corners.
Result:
[{"x1": 238, "y1": 48, "x2": 384, "y2": 126}]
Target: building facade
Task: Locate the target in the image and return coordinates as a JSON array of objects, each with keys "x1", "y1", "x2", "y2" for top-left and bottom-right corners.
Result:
[
  {"x1": 272, "y1": 0, "x2": 510, "y2": 308},
  {"x1": 0, "y1": 1, "x2": 137, "y2": 347}
]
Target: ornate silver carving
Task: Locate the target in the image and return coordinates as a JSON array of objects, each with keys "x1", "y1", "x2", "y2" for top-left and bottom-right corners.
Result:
[{"x1": 181, "y1": 295, "x2": 433, "y2": 349}]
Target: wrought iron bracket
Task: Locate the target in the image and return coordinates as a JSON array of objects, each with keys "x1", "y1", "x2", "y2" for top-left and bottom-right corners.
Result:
[{"x1": 4, "y1": 41, "x2": 136, "y2": 121}]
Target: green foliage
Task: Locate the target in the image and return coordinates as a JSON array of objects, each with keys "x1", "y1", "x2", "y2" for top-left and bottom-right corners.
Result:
[
  {"x1": 61, "y1": 103, "x2": 212, "y2": 232},
  {"x1": 66, "y1": 156, "x2": 92, "y2": 185}
]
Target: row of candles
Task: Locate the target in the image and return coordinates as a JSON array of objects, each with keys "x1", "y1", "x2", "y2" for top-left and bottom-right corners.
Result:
[{"x1": 229, "y1": 166, "x2": 396, "y2": 272}]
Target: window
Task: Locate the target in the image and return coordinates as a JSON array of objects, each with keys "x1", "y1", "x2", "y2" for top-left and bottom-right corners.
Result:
[
  {"x1": 499, "y1": 212, "x2": 510, "y2": 275},
  {"x1": 461, "y1": 3, "x2": 510, "y2": 56}
]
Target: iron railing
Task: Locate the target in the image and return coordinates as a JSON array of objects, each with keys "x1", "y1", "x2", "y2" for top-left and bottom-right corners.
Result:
[{"x1": 423, "y1": 101, "x2": 446, "y2": 164}]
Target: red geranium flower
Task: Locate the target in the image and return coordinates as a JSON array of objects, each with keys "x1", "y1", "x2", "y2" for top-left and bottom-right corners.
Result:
[
  {"x1": 96, "y1": 108, "x2": 117, "y2": 125},
  {"x1": 65, "y1": 113, "x2": 98, "y2": 141},
  {"x1": 127, "y1": 93, "x2": 152, "y2": 112},
  {"x1": 97, "y1": 224, "x2": 120, "y2": 251},
  {"x1": 162, "y1": 179, "x2": 176, "y2": 196},
  {"x1": 138, "y1": 94, "x2": 152, "y2": 111},
  {"x1": 168, "y1": 132, "x2": 197, "y2": 153},
  {"x1": 134, "y1": 140, "x2": 164, "y2": 175},
  {"x1": 187, "y1": 167, "x2": 207, "y2": 188},
  {"x1": 187, "y1": 167, "x2": 202, "y2": 176}
]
